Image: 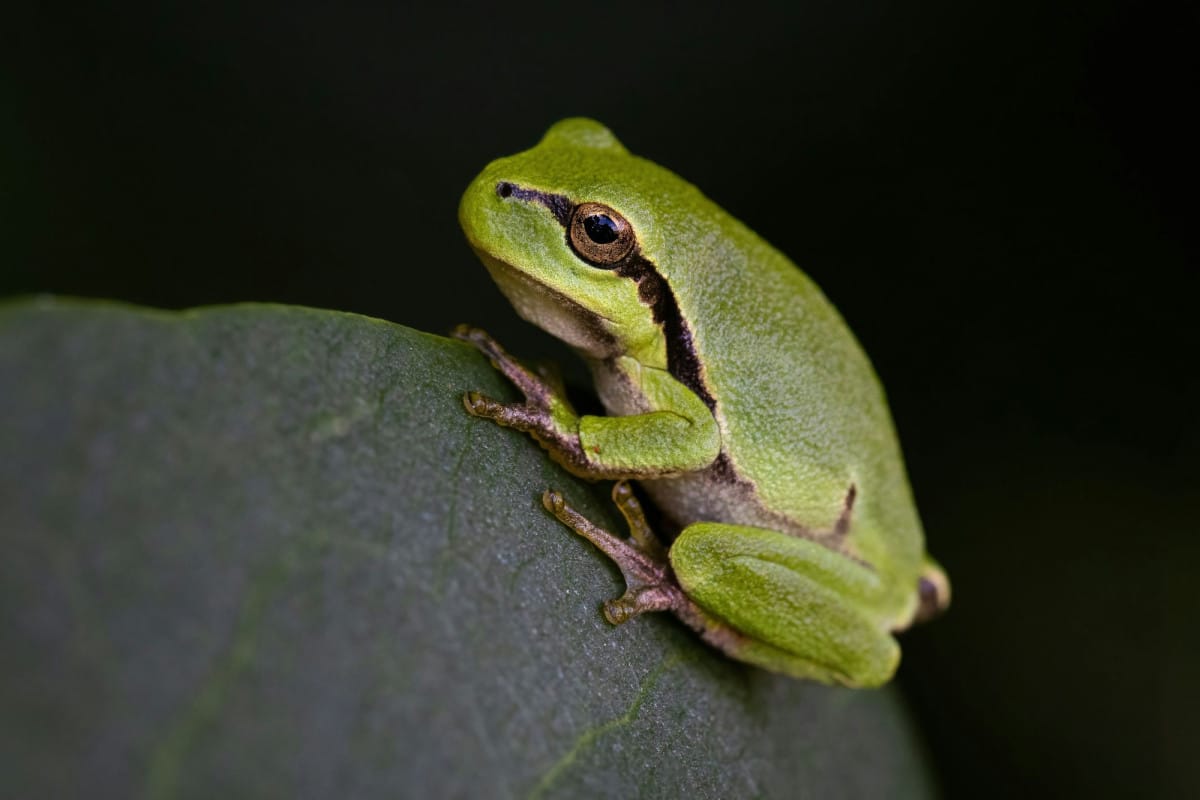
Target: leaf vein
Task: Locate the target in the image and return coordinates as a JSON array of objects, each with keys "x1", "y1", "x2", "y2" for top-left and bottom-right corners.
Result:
[{"x1": 526, "y1": 653, "x2": 684, "y2": 800}]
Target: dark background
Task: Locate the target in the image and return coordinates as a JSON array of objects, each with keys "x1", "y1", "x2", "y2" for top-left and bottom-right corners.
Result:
[{"x1": 4, "y1": 1, "x2": 1196, "y2": 796}]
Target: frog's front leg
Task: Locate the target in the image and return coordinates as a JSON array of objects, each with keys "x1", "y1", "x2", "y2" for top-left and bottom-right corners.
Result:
[
  {"x1": 452, "y1": 324, "x2": 592, "y2": 472},
  {"x1": 453, "y1": 325, "x2": 719, "y2": 479}
]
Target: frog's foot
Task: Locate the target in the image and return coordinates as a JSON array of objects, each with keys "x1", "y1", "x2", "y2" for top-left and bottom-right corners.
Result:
[
  {"x1": 452, "y1": 324, "x2": 558, "y2": 407},
  {"x1": 544, "y1": 482, "x2": 754, "y2": 660},
  {"x1": 452, "y1": 325, "x2": 593, "y2": 474},
  {"x1": 542, "y1": 482, "x2": 681, "y2": 623}
]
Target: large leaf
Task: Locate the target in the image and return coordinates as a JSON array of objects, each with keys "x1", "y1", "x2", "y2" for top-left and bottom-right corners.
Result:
[{"x1": 0, "y1": 300, "x2": 934, "y2": 798}]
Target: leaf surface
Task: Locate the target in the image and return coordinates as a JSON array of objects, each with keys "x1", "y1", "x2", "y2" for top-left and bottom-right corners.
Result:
[{"x1": 0, "y1": 300, "x2": 933, "y2": 799}]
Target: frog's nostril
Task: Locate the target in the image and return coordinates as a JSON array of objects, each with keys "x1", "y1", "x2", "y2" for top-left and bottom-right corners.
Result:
[{"x1": 497, "y1": 182, "x2": 514, "y2": 199}]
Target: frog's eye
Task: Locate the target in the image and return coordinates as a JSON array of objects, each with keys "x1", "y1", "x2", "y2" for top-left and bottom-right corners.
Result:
[{"x1": 569, "y1": 202, "x2": 636, "y2": 267}]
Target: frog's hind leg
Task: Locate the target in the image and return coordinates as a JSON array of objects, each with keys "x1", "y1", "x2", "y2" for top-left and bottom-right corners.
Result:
[
  {"x1": 905, "y1": 557, "x2": 952, "y2": 627},
  {"x1": 831, "y1": 483, "x2": 857, "y2": 540},
  {"x1": 542, "y1": 483, "x2": 677, "y2": 623},
  {"x1": 670, "y1": 521, "x2": 901, "y2": 686},
  {"x1": 543, "y1": 482, "x2": 751, "y2": 655}
]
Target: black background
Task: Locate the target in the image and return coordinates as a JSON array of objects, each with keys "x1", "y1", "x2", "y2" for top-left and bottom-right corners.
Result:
[{"x1": 5, "y1": 2, "x2": 1197, "y2": 796}]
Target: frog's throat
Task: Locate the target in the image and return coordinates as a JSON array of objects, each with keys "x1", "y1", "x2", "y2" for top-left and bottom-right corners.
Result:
[{"x1": 475, "y1": 250, "x2": 620, "y2": 359}]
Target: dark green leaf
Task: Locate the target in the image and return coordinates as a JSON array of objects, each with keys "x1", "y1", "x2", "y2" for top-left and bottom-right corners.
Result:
[{"x1": 0, "y1": 299, "x2": 934, "y2": 798}]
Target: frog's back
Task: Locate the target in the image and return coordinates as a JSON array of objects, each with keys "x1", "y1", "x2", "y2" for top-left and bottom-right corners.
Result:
[{"x1": 642, "y1": 193, "x2": 926, "y2": 585}]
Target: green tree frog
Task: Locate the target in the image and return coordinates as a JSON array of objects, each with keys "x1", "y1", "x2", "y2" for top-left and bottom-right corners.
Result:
[{"x1": 454, "y1": 118, "x2": 949, "y2": 687}]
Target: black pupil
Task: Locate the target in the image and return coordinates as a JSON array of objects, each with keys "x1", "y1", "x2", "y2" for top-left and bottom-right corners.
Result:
[{"x1": 583, "y1": 214, "x2": 620, "y2": 244}]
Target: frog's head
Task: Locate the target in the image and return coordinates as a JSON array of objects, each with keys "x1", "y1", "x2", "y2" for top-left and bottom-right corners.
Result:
[{"x1": 459, "y1": 118, "x2": 704, "y2": 366}]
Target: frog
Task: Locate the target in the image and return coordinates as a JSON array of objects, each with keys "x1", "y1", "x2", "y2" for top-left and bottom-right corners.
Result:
[{"x1": 453, "y1": 118, "x2": 949, "y2": 687}]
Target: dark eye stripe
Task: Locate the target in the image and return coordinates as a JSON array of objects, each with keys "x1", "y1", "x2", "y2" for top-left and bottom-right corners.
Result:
[
  {"x1": 493, "y1": 180, "x2": 717, "y2": 414},
  {"x1": 495, "y1": 182, "x2": 572, "y2": 226}
]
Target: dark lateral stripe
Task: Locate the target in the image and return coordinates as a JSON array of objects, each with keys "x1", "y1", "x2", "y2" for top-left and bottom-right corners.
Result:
[
  {"x1": 613, "y1": 253, "x2": 717, "y2": 413},
  {"x1": 498, "y1": 181, "x2": 717, "y2": 413}
]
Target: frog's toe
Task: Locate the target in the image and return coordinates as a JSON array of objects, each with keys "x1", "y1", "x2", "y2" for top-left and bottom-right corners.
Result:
[
  {"x1": 461, "y1": 390, "x2": 502, "y2": 417},
  {"x1": 603, "y1": 586, "x2": 676, "y2": 625}
]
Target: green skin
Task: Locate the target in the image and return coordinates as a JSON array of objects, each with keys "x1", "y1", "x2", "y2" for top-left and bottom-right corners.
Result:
[{"x1": 455, "y1": 118, "x2": 949, "y2": 687}]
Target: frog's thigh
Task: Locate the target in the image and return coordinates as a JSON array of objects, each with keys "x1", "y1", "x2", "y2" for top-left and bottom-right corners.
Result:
[{"x1": 669, "y1": 523, "x2": 900, "y2": 687}]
